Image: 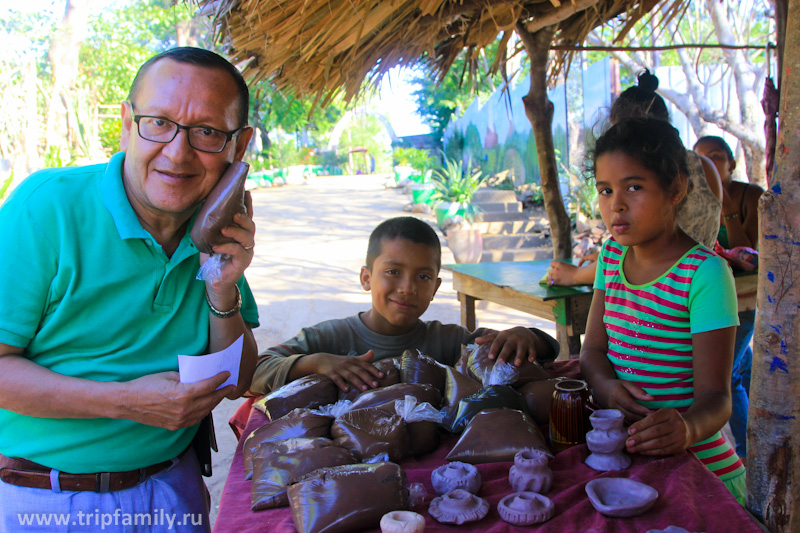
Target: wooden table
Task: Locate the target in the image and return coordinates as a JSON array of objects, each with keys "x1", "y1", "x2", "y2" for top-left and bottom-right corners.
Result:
[{"x1": 444, "y1": 260, "x2": 758, "y2": 359}]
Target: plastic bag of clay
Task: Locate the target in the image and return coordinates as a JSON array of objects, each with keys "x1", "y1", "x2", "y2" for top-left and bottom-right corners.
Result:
[
  {"x1": 311, "y1": 399, "x2": 354, "y2": 418},
  {"x1": 191, "y1": 161, "x2": 250, "y2": 281},
  {"x1": 394, "y1": 395, "x2": 443, "y2": 458},
  {"x1": 253, "y1": 374, "x2": 338, "y2": 421},
  {"x1": 446, "y1": 408, "x2": 551, "y2": 464},
  {"x1": 483, "y1": 361, "x2": 519, "y2": 386},
  {"x1": 350, "y1": 382, "x2": 442, "y2": 411},
  {"x1": 441, "y1": 366, "x2": 482, "y2": 429},
  {"x1": 250, "y1": 438, "x2": 356, "y2": 510},
  {"x1": 330, "y1": 407, "x2": 408, "y2": 462},
  {"x1": 243, "y1": 408, "x2": 333, "y2": 480},
  {"x1": 400, "y1": 349, "x2": 447, "y2": 392},
  {"x1": 518, "y1": 377, "x2": 566, "y2": 426},
  {"x1": 337, "y1": 356, "x2": 402, "y2": 402},
  {"x1": 463, "y1": 342, "x2": 550, "y2": 388},
  {"x1": 448, "y1": 384, "x2": 526, "y2": 433},
  {"x1": 287, "y1": 462, "x2": 409, "y2": 533}
]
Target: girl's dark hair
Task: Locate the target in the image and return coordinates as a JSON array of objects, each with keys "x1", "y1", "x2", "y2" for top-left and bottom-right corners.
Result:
[
  {"x1": 590, "y1": 118, "x2": 689, "y2": 194},
  {"x1": 610, "y1": 69, "x2": 670, "y2": 124},
  {"x1": 693, "y1": 135, "x2": 734, "y2": 161},
  {"x1": 366, "y1": 217, "x2": 441, "y2": 271}
]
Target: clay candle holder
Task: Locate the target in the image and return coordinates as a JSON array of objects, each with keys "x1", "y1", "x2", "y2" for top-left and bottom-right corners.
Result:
[
  {"x1": 497, "y1": 492, "x2": 555, "y2": 526},
  {"x1": 509, "y1": 449, "x2": 552, "y2": 494},
  {"x1": 431, "y1": 462, "x2": 481, "y2": 495},
  {"x1": 585, "y1": 409, "x2": 631, "y2": 471},
  {"x1": 380, "y1": 510, "x2": 426, "y2": 533},
  {"x1": 428, "y1": 489, "x2": 489, "y2": 525}
]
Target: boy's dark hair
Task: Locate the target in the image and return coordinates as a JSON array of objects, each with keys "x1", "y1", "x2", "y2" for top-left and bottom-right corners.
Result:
[
  {"x1": 693, "y1": 135, "x2": 735, "y2": 161},
  {"x1": 590, "y1": 118, "x2": 689, "y2": 195},
  {"x1": 366, "y1": 217, "x2": 441, "y2": 271},
  {"x1": 610, "y1": 69, "x2": 670, "y2": 124},
  {"x1": 127, "y1": 47, "x2": 249, "y2": 128}
]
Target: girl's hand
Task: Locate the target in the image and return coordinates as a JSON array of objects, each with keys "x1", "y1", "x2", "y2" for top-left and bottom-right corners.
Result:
[
  {"x1": 547, "y1": 261, "x2": 580, "y2": 286},
  {"x1": 625, "y1": 408, "x2": 692, "y2": 456},
  {"x1": 604, "y1": 380, "x2": 654, "y2": 423}
]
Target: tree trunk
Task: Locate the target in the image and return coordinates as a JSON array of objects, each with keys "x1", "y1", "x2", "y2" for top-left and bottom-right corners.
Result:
[
  {"x1": 515, "y1": 23, "x2": 572, "y2": 261},
  {"x1": 45, "y1": 0, "x2": 89, "y2": 159},
  {"x1": 746, "y1": 1, "x2": 800, "y2": 529}
]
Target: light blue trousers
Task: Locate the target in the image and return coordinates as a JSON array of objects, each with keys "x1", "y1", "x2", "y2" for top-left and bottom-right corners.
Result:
[
  {"x1": 0, "y1": 448, "x2": 210, "y2": 532},
  {"x1": 729, "y1": 310, "x2": 755, "y2": 459}
]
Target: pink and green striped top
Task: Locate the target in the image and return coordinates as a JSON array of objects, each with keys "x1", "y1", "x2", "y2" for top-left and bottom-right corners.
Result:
[{"x1": 595, "y1": 238, "x2": 745, "y2": 482}]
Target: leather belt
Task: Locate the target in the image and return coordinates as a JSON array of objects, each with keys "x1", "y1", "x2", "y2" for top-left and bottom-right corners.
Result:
[{"x1": 0, "y1": 452, "x2": 181, "y2": 492}]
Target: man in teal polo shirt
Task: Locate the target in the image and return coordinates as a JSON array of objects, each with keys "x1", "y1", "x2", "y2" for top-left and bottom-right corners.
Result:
[{"x1": 0, "y1": 48, "x2": 258, "y2": 531}]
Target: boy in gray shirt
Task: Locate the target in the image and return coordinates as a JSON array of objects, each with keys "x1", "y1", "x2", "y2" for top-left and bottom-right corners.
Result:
[{"x1": 250, "y1": 217, "x2": 559, "y2": 394}]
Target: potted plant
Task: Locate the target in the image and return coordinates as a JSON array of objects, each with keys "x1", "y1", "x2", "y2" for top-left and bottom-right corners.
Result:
[{"x1": 430, "y1": 157, "x2": 488, "y2": 263}]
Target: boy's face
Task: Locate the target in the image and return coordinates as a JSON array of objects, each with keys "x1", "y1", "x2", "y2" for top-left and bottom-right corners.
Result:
[{"x1": 359, "y1": 237, "x2": 442, "y2": 336}]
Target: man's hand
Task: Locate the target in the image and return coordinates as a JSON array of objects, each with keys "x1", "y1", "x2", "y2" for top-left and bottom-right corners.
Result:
[
  {"x1": 293, "y1": 350, "x2": 385, "y2": 393},
  {"x1": 201, "y1": 191, "x2": 256, "y2": 302},
  {"x1": 625, "y1": 408, "x2": 692, "y2": 456},
  {"x1": 475, "y1": 327, "x2": 544, "y2": 367},
  {"x1": 121, "y1": 371, "x2": 233, "y2": 431},
  {"x1": 603, "y1": 379, "x2": 654, "y2": 423}
]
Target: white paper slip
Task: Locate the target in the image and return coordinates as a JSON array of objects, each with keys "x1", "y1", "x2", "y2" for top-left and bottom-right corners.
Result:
[{"x1": 178, "y1": 334, "x2": 243, "y2": 390}]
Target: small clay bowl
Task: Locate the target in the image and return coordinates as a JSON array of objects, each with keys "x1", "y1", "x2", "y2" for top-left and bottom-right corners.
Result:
[
  {"x1": 497, "y1": 492, "x2": 555, "y2": 525},
  {"x1": 429, "y1": 489, "x2": 489, "y2": 525},
  {"x1": 380, "y1": 510, "x2": 426, "y2": 533},
  {"x1": 585, "y1": 478, "x2": 658, "y2": 517},
  {"x1": 431, "y1": 462, "x2": 481, "y2": 495}
]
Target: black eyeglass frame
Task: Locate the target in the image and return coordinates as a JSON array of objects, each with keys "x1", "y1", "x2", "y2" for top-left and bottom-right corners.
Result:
[{"x1": 128, "y1": 104, "x2": 243, "y2": 154}]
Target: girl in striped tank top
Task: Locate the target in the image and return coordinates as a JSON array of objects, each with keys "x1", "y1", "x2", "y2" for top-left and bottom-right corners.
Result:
[{"x1": 580, "y1": 118, "x2": 746, "y2": 504}]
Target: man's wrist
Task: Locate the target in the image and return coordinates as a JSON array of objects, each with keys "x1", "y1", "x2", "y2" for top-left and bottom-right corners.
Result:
[{"x1": 205, "y1": 285, "x2": 241, "y2": 318}]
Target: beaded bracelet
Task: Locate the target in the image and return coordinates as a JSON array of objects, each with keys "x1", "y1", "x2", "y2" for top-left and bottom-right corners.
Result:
[
  {"x1": 205, "y1": 285, "x2": 241, "y2": 318},
  {"x1": 722, "y1": 212, "x2": 739, "y2": 220}
]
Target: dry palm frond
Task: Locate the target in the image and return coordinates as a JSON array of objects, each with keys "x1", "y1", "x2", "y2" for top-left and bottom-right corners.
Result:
[{"x1": 200, "y1": 0, "x2": 690, "y2": 104}]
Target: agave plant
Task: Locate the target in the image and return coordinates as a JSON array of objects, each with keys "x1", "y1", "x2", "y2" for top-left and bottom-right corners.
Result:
[{"x1": 430, "y1": 157, "x2": 487, "y2": 224}]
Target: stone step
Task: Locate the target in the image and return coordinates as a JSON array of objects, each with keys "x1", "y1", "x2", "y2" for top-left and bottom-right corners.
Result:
[
  {"x1": 479, "y1": 247, "x2": 554, "y2": 263},
  {"x1": 479, "y1": 211, "x2": 535, "y2": 222},
  {"x1": 472, "y1": 220, "x2": 543, "y2": 235},
  {"x1": 474, "y1": 201, "x2": 522, "y2": 213},
  {"x1": 482, "y1": 233, "x2": 550, "y2": 250},
  {"x1": 473, "y1": 188, "x2": 518, "y2": 203}
]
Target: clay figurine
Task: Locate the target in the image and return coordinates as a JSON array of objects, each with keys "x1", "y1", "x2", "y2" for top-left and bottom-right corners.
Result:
[
  {"x1": 585, "y1": 477, "x2": 658, "y2": 517},
  {"x1": 431, "y1": 462, "x2": 481, "y2": 495},
  {"x1": 380, "y1": 510, "x2": 426, "y2": 533},
  {"x1": 428, "y1": 489, "x2": 489, "y2": 525},
  {"x1": 497, "y1": 492, "x2": 555, "y2": 526},
  {"x1": 509, "y1": 449, "x2": 552, "y2": 493},
  {"x1": 585, "y1": 409, "x2": 631, "y2": 471}
]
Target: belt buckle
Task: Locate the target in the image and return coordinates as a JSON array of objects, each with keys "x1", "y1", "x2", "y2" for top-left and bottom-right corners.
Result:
[{"x1": 97, "y1": 472, "x2": 111, "y2": 493}]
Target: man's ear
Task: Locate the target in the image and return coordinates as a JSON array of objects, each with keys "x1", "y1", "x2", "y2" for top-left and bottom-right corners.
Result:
[
  {"x1": 234, "y1": 127, "x2": 254, "y2": 161},
  {"x1": 120, "y1": 102, "x2": 133, "y2": 152},
  {"x1": 360, "y1": 266, "x2": 372, "y2": 291}
]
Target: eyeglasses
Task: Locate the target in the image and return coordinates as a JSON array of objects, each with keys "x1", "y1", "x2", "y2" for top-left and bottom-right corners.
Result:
[{"x1": 129, "y1": 105, "x2": 242, "y2": 153}]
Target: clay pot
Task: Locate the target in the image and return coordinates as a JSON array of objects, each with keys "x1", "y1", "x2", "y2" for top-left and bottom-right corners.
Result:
[
  {"x1": 431, "y1": 462, "x2": 481, "y2": 495},
  {"x1": 585, "y1": 409, "x2": 631, "y2": 471},
  {"x1": 508, "y1": 449, "x2": 552, "y2": 493},
  {"x1": 428, "y1": 489, "x2": 489, "y2": 525},
  {"x1": 497, "y1": 492, "x2": 555, "y2": 526},
  {"x1": 585, "y1": 477, "x2": 658, "y2": 518},
  {"x1": 549, "y1": 379, "x2": 591, "y2": 452},
  {"x1": 380, "y1": 510, "x2": 426, "y2": 533}
]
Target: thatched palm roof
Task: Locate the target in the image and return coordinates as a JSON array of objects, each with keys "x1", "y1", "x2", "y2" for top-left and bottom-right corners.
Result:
[{"x1": 202, "y1": 0, "x2": 686, "y2": 105}]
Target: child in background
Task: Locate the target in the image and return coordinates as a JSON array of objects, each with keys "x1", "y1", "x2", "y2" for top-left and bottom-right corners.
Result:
[
  {"x1": 547, "y1": 69, "x2": 722, "y2": 287},
  {"x1": 580, "y1": 118, "x2": 745, "y2": 503},
  {"x1": 250, "y1": 216, "x2": 559, "y2": 395},
  {"x1": 694, "y1": 135, "x2": 764, "y2": 462}
]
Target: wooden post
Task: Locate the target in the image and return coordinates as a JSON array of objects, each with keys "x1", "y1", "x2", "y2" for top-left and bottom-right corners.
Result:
[
  {"x1": 515, "y1": 23, "x2": 573, "y2": 260},
  {"x1": 746, "y1": 0, "x2": 800, "y2": 528}
]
